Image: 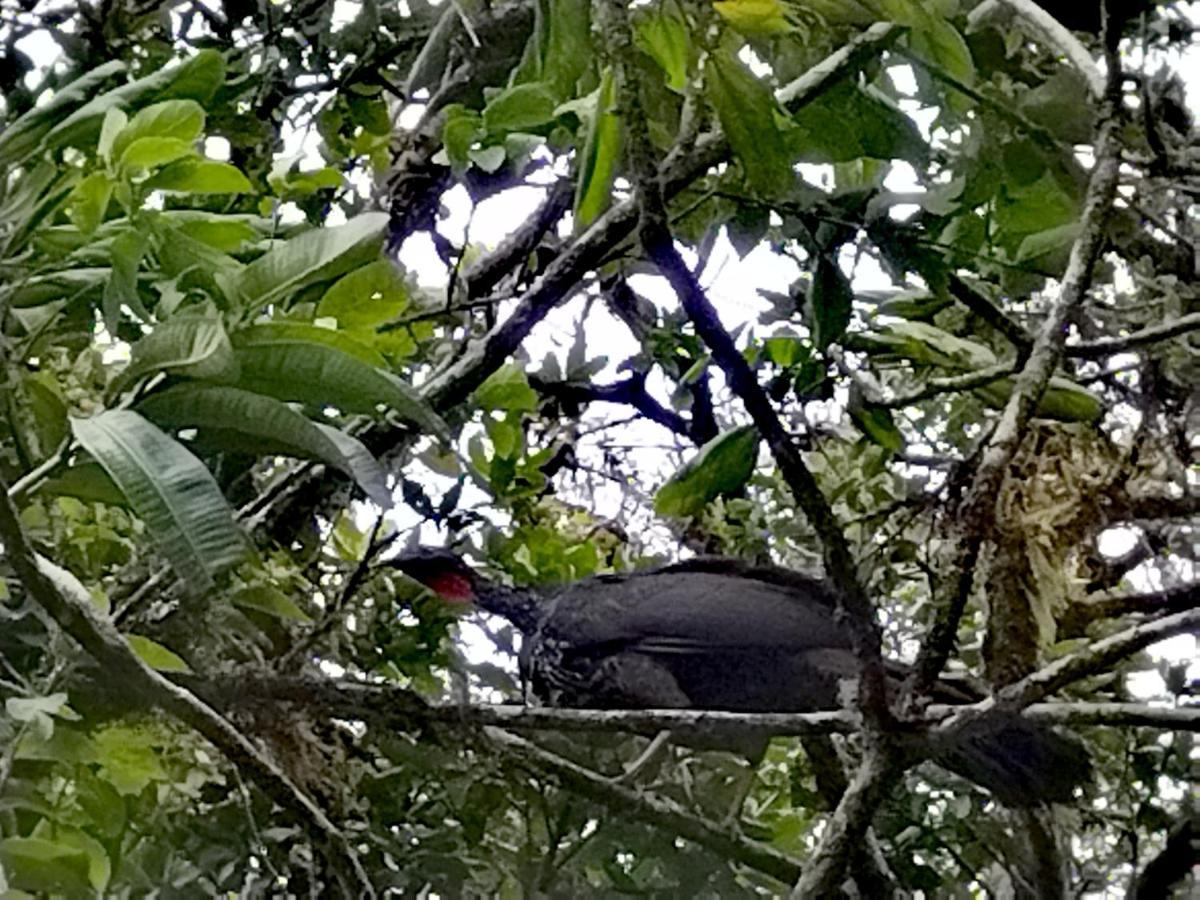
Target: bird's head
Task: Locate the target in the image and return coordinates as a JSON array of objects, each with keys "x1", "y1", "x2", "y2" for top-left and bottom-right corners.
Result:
[
  {"x1": 388, "y1": 548, "x2": 481, "y2": 605},
  {"x1": 388, "y1": 548, "x2": 542, "y2": 632}
]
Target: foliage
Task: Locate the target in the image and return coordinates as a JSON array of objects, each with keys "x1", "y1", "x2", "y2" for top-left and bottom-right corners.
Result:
[{"x1": 0, "y1": 0, "x2": 1195, "y2": 896}]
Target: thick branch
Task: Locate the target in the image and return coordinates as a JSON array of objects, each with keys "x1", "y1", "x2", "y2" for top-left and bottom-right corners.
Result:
[
  {"x1": 1129, "y1": 815, "x2": 1199, "y2": 900},
  {"x1": 1061, "y1": 582, "x2": 1200, "y2": 636},
  {"x1": 529, "y1": 373, "x2": 691, "y2": 438},
  {"x1": 789, "y1": 747, "x2": 900, "y2": 897},
  {"x1": 911, "y1": 51, "x2": 1125, "y2": 694},
  {"x1": 996, "y1": 607, "x2": 1200, "y2": 709}
]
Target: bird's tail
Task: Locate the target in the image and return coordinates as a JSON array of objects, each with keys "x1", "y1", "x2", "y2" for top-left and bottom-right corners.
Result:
[{"x1": 924, "y1": 711, "x2": 1090, "y2": 806}]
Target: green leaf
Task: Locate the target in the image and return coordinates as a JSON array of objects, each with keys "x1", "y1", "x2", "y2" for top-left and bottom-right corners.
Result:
[
  {"x1": 231, "y1": 585, "x2": 312, "y2": 622},
  {"x1": 483, "y1": 82, "x2": 560, "y2": 135},
  {"x1": 976, "y1": 376, "x2": 1104, "y2": 423},
  {"x1": 138, "y1": 383, "x2": 393, "y2": 508},
  {"x1": 635, "y1": 0, "x2": 690, "y2": 93},
  {"x1": 0, "y1": 59, "x2": 125, "y2": 166},
  {"x1": 791, "y1": 82, "x2": 927, "y2": 164},
  {"x1": 474, "y1": 364, "x2": 538, "y2": 412},
  {"x1": 68, "y1": 172, "x2": 114, "y2": 236},
  {"x1": 848, "y1": 388, "x2": 905, "y2": 452},
  {"x1": 145, "y1": 159, "x2": 252, "y2": 194},
  {"x1": 125, "y1": 635, "x2": 191, "y2": 673},
  {"x1": 316, "y1": 259, "x2": 410, "y2": 329},
  {"x1": 230, "y1": 324, "x2": 449, "y2": 439},
  {"x1": 114, "y1": 310, "x2": 238, "y2": 392},
  {"x1": 1016, "y1": 222, "x2": 1081, "y2": 265},
  {"x1": 231, "y1": 212, "x2": 389, "y2": 313},
  {"x1": 38, "y1": 463, "x2": 130, "y2": 507},
  {"x1": 97, "y1": 107, "x2": 128, "y2": 164},
  {"x1": 118, "y1": 136, "x2": 196, "y2": 172},
  {"x1": 705, "y1": 49, "x2": 792, "y2": 197},
  {"x1": 110, "y1": 99, "x2": 205, "y2": 161},
  {"x1": 573, "y1": 67, "x2": 623, "y2": 230},
  {"x1": 806, "y1": 255, "x2": 853, "y2": 350},
  {"x1": 70, "y1": 410, "x2": 248, "y2": 593},
  {"x1": 654, "y1": 425, "x2": 759, "y2": 517},
  {"x1": 42, "y1": 52, "x2": 218, "y2": 155},
  {"x1": 103, "y1": 228, "x2": 149, "y2": 333},
  {"x1": 0, "y1": 837, "x2": 93, "y2": 895},
  {"x1": 8, "y1": 268, "x2": 107, "y2": 308},
  {"x1": 442, "y1": 104, "x2": 483, "y2": 173},
  {"x1": 541, "y1": 0, "x2": 592, "y2": 98}
]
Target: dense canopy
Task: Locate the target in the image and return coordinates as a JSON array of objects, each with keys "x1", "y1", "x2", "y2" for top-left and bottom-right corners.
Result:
[{"x1": 0, "y1": 0, "x2": 1196, "y2": 896}]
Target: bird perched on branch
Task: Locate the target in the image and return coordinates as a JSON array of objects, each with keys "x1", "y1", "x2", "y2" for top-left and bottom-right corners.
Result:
[{"x1": 391, "y1": 549, "x2": 1090, "y2": 806}]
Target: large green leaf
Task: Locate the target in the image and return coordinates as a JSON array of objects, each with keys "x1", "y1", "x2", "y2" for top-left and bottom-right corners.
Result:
[
  {"x1": 806, "y1": 255, "x2": 853, "y2": 350},
  {"x1": 483, "y1": 83, "x2": 560, "y2": 135},
  {"x1": 145, "y1": 159, "x2": 252, "y2": 195},
  {"x1": 316, "y1": 259, "x2": 410, "y2": 329},
  {"x1": 0, "y1": 60, "x2": 126, "y2": 166},
  {"x1": 790, "y1": 82, "x2": 927, "y2": 164},
  {"x1": 138, "y1": 383, "x2": 393, "y2": 508},
  {"x1": 573, "y1": 67, "x2": 623, "y2": 230},
  {"x1": 111, "y1": 310, "x2": 237, "y2": 394},
  {"x1": 705, "y1": 48, "x2": 793, "y2": 197},
  {"x1": 8, "y1": 268, "x2": 109, "y2": 308},
  {"x1": 42, "y1": 50, "x2": 224, "y2": 155},
  {"x1": 38, "y1": 463, "x2": 130, "y2": 507},
  {"x1": 635, "y1": 0, "x2": 690, "y2": 93},
  {"x1": 230, "y1": 324, "x2": 449, "y2": 439},
  {"x1": 102, "y1": 228, "x2": 149, "y2": 333},
  {"x1": 70, "y1": 410, "x2": 248, "y2": 593},
  {"x1": 230, "y1": 212, "x2": 388, "y2": 313},
  {"x1": 857, "y1": 321, "x2": 1103, "y2": 422},
  {"x1": 0, "y1": 836, "x2": 93, "y2": 895},
  {"x1": 109, "y1": 99, "x2": 205, "y2": 162},
  {"x1": 654, "y1": 425, "x2": 759, "y2": 517}
]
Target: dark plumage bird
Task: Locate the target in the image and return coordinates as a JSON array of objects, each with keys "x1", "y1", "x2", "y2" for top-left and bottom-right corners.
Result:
[{"x1": 391, "y1": 550, "x2": 1090, "y2": 806}]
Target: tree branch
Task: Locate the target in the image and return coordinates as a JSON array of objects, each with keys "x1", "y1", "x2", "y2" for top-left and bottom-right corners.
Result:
[
  {"x1": 1065, "y1": 311, "x2": 1200, "y2": 359},
  {"x1": 996, "y1": 607, "x2": 1200, "y2": 709},
  {"x1": 0, "y1": 480, "x2": 377, "y2": 897},
  {"x1": 910, "y1": 48, "x2": 1126, "y2": 695},
  {"x1": 485, "y1": 728, "x2": 807, "y2": 886}
]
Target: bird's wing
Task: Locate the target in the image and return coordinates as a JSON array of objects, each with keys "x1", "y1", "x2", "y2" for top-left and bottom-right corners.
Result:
[{"x1": 540, "y1": 570, "x2": 851, "y2": 652}]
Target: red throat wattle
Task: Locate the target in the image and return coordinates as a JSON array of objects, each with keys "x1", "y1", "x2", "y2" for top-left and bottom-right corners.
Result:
[{"x1": 427, "y1": 572, "x2": 476, "y2": 604}]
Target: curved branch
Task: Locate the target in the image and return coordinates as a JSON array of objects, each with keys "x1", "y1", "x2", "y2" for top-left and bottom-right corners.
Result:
[{"x1": 997, "y1": 607, "x2": 1200, "y2": 709}]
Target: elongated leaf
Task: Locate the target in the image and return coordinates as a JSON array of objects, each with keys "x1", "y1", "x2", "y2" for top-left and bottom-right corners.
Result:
[
  {"x1": 230, "y1": 325, "x2": 449, "y2": 439},
  {"x1": 806, "y1": 254, "x2": 853, "y2": 350},
  {"x1": 483, "y1": 83, "x2": 560, "y2": 135},
  {"x1": 125, "y1": 635, "x2": 190, "y2": 673},
  {"x1": 110, "y1": 99, "x2": 205, "y2": 161},
  {"x1": 0, "y1": 60, "x2": 126, "y2": 166},
  {"x1": 654, "y1": 425, "x2": 759, "y2": 517},
  {"x1": 635, "y1": 0, "x2": 690, "y2": 93},
  {"x1": 103, "y1": 229, "x2": 149, "y2": 333},
  {"x1": 705, "y1": 49, "x2": 793, "y2": 197},
  {"x1": 38, "y1": 463, "x2": 129, "y2": 507},
  {"x1": 9, "y1": 268, "x2": 109, "y2": 309},
  {"x1": 112, "y1": 311, "x2": 237, "y2": 393},
  {"x1": 71, "y1": 410, "x2": 248, "y2": 593},
  {"x1": 138, "y1": 383, "x2": 393, "y2": 507},
  {"x1": 574, "y1": 67, "x2": 622, "y2": 231},
  {"x1": 43, "y1": 50, "x2": 224, "y2": 155},
  {"x1": 145, "y1": 159, "x2": 251, "y2": 194},
  {"x1": 231, "y1": 212, "x2": 388, "y2": 313}
]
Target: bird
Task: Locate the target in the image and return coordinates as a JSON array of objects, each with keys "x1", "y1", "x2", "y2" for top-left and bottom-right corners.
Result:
[{"x1": 389, "y1": 549, "x2": 1091, "y2": 806}]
